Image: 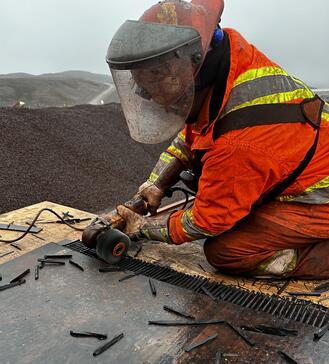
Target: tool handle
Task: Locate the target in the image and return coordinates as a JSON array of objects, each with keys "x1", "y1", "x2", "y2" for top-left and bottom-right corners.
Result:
[
  {"x1": 104, "y1": 196, "x2": 148, "y2": 230},
  {"x1": 81, "y1": 196, "x2": 147, "y2": 248}
]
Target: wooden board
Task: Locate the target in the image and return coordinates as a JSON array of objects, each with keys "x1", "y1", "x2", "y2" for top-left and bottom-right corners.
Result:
[{"x1": 0, "y1": 201, "x2": 95, "y2": 264}]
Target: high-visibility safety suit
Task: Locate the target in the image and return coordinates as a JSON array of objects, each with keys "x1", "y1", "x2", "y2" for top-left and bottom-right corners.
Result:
[{"x1": 148, "y1": 28, "x2": 329, "y2": 278}]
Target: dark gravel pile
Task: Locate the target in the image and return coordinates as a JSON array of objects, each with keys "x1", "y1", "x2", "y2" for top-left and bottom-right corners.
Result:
[{"x1": 0, "y1": 104, "x2": 169, "y2": 214}]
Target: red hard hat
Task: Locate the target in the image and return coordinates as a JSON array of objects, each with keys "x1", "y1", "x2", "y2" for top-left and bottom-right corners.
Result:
[{"x1": 140, "y1": 0, "x2": 225, "y2": 72}]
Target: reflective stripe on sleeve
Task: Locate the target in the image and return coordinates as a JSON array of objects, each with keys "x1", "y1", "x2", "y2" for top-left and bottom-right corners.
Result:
[
  {"x1": 148, "y1": 152, "x2": 176, "y2": 183},
  {"x1": 180, "y1": 208, "x2": 217, "y2": 240},
  {"x1": 166, "y1": 131, "x2": 192, "y2": 166},
  {"x1": 167, "y1": 144, "x2": 190, "y2": 164}
]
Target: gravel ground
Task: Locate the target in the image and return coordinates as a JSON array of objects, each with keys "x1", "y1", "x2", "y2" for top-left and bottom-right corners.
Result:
[{"x1": 0, "y1": 104, "x2": 169, "y2": 214}]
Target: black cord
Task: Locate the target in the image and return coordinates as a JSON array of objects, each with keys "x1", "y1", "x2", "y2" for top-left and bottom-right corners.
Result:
[
  {"x1": 165, "y1": 187, "x2": 196, "y2": 209},
  {"x1": 0, "y1": 208, "x2": 85, "y2": 244}
]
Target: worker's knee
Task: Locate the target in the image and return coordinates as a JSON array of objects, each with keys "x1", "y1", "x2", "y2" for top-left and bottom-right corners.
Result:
[
  {"x1": 203, "y1": 235, "x2": 272, "y2": 276},
  {"x1": 203, "y1": 235, "x2": 240, "y2": 273},
  {"x1": 203, "y1": 236, "x2": 222, "y2": 268}
]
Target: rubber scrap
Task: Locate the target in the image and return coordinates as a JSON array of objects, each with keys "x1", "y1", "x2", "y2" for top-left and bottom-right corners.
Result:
[
  {"x1": 99, "y1": 267, "x2": 123, "y2": 273},
  {"x1": 10, "y1": 269, "x2": 30, "y2": 283},
  {"x1": 70, "y1": 330, "x2": 107, "y2": 340},
  {"x1": 163, "y1": 305, "x2": 195, "y2": 320},
  {"x1": 93, "y1": 333, "x2": 124, "y2": 356},
  {"x1": 277, "y1": 350, "x2": 298, "y2": 364},
  {"x1": 0, "y1": 279, "x2": 26, "y2": 292},
  {"x1": 288, "y1": 292, "x2": 321, "y2": 297},
  {"x1": 119, "y1": 272, "x2": 140, "y2": 282},
  {"x1": 314, "y1": 281, "x2": 329, "y2": 293},
  {"x1": 313, "y1": 323, "x2": 329, "y2": 341},
  {"x1": 133, "y1": 244, "x2": 142, "y2": 258},
  {"x1": 215, "y1": 352, "x2": 239, "y2": 364},
  {"x1": 37, "y1": 258, "x2": 65, "y2": 265},
  {"x1": 149, "y1": 278, "x2": 157, "y2": 296},
  {"x1": 185, "y1": 333, "x2": 218, "y2": 353},
  {"x1": 0, "y1": 251, "x2": 14, "y2": 259},
  {"x1": 44, "y1": 254, "x2": 72, "y2": 259},
  {"x1": 225, "y1": 322, "x2": 255, "y2": 347},
  {"x1": 69, "y1": 259, "x2": 84, "y2": 271},
  {"x1": 241, "y1": 325, "x2": 298, "y2": 337},
  {"x1": 277, "y1": 280, "x2": 290, "y2": 295},
  {"x1": 34, "y1": 265, "x2": 40, "y2": 280},
  {"x1": 149, "y1": 319, "x2": 225, "y2": 326},
  {"x1": 201, "y1": 286, "x2": 217, "y2": 302}
]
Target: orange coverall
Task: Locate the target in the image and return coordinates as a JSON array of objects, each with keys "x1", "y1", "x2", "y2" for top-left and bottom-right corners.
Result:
[{"x1": 165, "y1": 28, "x2": 329, "y2": 278}]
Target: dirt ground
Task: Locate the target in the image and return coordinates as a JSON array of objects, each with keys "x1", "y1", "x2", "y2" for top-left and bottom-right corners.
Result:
[{"x1": 0, "y1": 104, "x2": 169, "y2": 214}]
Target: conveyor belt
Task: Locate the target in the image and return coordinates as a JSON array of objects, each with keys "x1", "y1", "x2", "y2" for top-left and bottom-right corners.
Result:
[{"x1": 65, "y1": 240, "x2": 329, "y2": 329}]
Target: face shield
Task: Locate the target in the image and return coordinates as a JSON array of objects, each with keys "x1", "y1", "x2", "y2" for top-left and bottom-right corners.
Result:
[{"x1": 106, "y1": 20, "x2": 202, "y2": 144}]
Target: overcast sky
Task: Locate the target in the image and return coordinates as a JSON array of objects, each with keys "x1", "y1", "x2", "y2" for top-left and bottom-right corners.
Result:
[{"x1": 1, "y1": 0, "x2": 328, "y2": 87}]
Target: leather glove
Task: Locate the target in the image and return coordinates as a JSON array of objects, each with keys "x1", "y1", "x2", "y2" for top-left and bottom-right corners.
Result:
[
  {"x1": 82, "y1": 196, "x2": 148, "y2": 248},
  {"x1": 136, "y1": 151, "x2": 186, "y2": 215},
  {"x1": 116, "y1": 205, "x2": 145, "y2": 239},
  {"x1": 117, "y1": 205, "x2": 171, "y2": 243},
  {"x1": 136, "y1": 181, "x2": 164, "y2": 216}
]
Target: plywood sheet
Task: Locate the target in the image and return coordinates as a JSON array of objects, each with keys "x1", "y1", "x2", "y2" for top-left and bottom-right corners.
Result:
[{"x1": 0, "y1": 201, "x2": 95, "y2": 264}]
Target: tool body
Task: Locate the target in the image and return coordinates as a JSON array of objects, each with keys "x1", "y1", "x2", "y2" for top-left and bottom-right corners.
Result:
[
  {"x1": 82, "y1": 188, "x2": 193, "y2": 264},
  {"x1": 82, "y1": 196, "x2": 148, "y2": 264}
]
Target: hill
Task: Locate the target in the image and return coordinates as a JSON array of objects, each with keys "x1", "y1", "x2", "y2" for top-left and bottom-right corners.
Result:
[{"x1": 0, "y1": 71, "x2": 113, "y2": 108}]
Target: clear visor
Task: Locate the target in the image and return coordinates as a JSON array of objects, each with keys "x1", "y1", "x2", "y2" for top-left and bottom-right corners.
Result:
[{"x1": 111, "y1": 55, "x2": 195, "y2": 144}]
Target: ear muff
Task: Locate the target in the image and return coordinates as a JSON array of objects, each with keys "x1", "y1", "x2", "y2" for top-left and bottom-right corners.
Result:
[{"x1": 211, "y1": 25, "x2": 224, "y2": 48}]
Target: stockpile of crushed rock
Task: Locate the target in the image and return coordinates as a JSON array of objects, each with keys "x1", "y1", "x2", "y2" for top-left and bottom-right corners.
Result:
[{"x1": 0, "y1": 104, "x2": 169, "y2": 214}]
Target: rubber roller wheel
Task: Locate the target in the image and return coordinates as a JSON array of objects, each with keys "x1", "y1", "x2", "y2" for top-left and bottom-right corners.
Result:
[{"x1": 96, "y1": 229, "x2": 131, "y2": 264}]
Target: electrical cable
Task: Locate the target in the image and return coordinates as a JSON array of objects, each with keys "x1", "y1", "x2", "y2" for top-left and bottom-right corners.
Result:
[
  {"x1": 165, "y1": 187, "x2": 196, "y2": 209},
  {"x1": 0, "y1": 208, "x2": 86, "y2": 244}
]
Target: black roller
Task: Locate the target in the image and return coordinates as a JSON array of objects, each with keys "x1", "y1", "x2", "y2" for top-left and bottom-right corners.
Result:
[{"x1": 96, "y1": 229, "x2": 130, "y2": 264}]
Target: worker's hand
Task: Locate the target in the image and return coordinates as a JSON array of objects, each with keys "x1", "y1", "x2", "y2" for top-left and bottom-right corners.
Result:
[
  {"x1": 117, "y1": 205, "x2": 145, "y2": 239},
  {"x1": 136, "y1": 181, "x2": 164, "y2": 216}
]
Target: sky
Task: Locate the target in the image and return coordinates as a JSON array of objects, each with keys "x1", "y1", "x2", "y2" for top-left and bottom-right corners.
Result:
[{"x1": 1, "y1": 0, "x2": 328, "y2": 87}]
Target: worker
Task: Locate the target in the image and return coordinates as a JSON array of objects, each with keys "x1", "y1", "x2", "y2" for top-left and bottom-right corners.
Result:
[{"x1": 106, "y1": 0, "x2": 329, "y2": 279}]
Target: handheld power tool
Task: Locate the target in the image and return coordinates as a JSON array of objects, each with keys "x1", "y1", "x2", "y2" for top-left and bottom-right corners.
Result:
[{"x1": 81, "y1": 196, "x2": 148, "y2": 264}]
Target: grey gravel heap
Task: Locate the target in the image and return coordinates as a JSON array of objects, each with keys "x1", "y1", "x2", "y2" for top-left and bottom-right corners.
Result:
[{"x1": 0, "y1": 104, "x2": 168, "y2": 214}]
